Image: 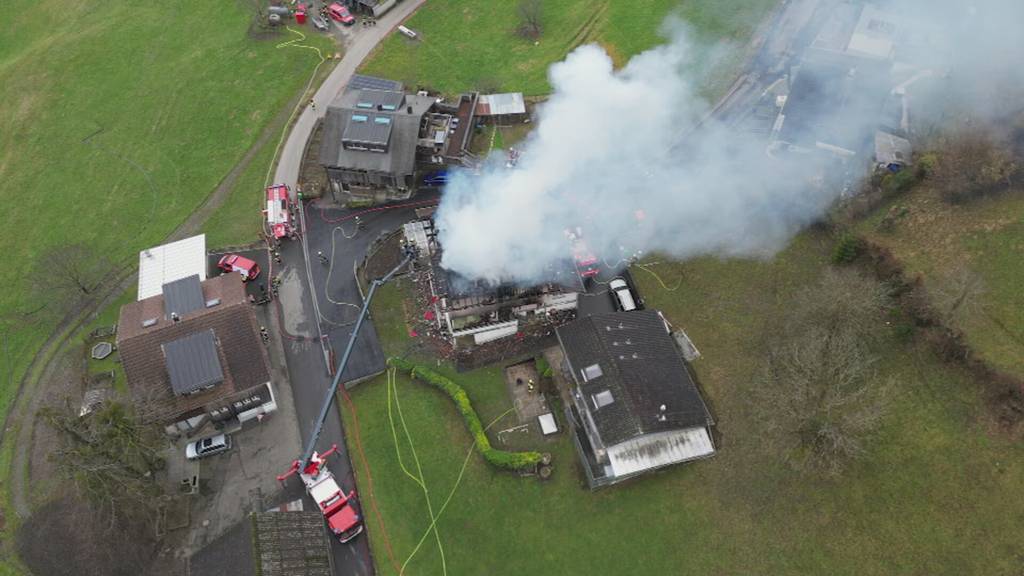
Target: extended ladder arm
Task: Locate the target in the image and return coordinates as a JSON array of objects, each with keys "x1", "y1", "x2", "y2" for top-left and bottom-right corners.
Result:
[{"x1": 299, "y1": 248, "x2": 414, "y2": 471}]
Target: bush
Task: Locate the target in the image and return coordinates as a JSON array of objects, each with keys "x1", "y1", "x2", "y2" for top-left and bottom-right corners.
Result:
[
  {"x1": 831, "y1": 233, "x2": 863, "y2": 265},
  {"x1": 535, "y1": 356, "x2": 552, "y2": 378},
  {"x1": 388, "y1": 357, "x2": 543, "y2": 470}
]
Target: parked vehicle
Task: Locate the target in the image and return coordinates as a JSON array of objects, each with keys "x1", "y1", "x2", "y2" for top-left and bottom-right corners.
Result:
[
  {"x1": 311, "y1": 14, "x2": 329, "y2": 31},
  {"x1": 609, "y1": 277, "x2": 637, "y2": 311},
  {"x1": 186, "y1": 434, "x2": 231, "y2": 460},
  {"x1": 421, "y1": 170, "x2": 449, "y2": 187},
  {"x1": 218, "y1": 254, "x2": 261, "y2": 281},
  {"x1": 327, "y1": 3, "x2": 355, "y2": 25},
  {"x1": 264, "y1": 184, "x2": 294, "y2": 240}
]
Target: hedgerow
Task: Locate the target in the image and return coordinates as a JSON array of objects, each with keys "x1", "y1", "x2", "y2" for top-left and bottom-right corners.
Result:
[{"x1": 387, "y1": 357, "x2": 543, "y2": 470}]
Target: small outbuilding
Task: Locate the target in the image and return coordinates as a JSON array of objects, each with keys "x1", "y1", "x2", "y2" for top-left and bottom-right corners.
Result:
[{"x1": 474, "y1": 92, "x2": 527, "y2": 123}]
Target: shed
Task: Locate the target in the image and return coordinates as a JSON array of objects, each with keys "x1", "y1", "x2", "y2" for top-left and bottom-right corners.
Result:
[{"x1": 474, "y1": 93, "x2": 527, "y2": 121}]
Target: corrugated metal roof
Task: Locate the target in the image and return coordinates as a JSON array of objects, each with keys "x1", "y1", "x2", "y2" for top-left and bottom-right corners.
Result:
[
  {"x1": 162, "y1": 275, "x2": 205, "y2": 319},
  {"x1": 607, "y1": 427, "x2": 714, "y2": 478},
  {"x1": 163, "y1": 329, "x2": 224, "y2": 395},
  {"x1": 138, "y1": 235, "x2": 207, "y2": 301},
  {"x1": 475, "y1": 93, "x2": 526, "y2": 116}
]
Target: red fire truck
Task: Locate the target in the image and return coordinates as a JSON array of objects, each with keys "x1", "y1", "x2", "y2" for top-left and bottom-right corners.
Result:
[
  {"x1": 264, "y1": 184, "x2": 294, "y2": 240},
  {"x1": 278, "y1": 445, "x2": 363, "y2": 543}
]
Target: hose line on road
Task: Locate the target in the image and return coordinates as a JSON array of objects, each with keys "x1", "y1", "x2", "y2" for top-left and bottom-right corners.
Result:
[
  {"x1": 263, "y1": 26, "x2": 327, "y2": 191},
  {"x1": 318, "y1": 225, "x2": 363, "y2": 329}
]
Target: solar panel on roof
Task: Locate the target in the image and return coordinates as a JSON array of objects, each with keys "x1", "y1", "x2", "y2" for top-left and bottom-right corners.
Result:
[{"x1": 348, "y1": 75, "x2": 403, "y2": 92}]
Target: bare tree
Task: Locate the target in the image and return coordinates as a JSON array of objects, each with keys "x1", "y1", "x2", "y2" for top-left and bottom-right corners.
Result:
[
  {"x1": 30, "y1": 242, "x2": 114, "y2": 319},
  {"x1": 783, "y1": 268, "x2": 892, "y2": 341},
  {"x1": 755, "y1": 327, "x2": 890, "y2": 476},
  {"x1": 517, "y1": 0, "x2": 543, "y2": 39},
  {"x1": 39, "y1": 400, "x2": 166, "y2": 530},
  {"x1": 930, "y1": 128, "x2": 1018, "y2": 204}
]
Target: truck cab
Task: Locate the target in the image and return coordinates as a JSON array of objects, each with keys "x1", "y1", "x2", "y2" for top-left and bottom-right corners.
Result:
[{"x1": 298, "y1": 450, "x2": 363, "y2": 543}]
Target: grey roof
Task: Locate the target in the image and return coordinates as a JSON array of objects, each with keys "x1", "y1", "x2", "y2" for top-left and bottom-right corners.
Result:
[
  {"x1": 557, "y1": 310, "x2": 713, "y2": 446},
  {"x1": 163, "y1": 329, "x2": 224, "y2": 395},
  {"x1": 777, "y1": 50, "x2": 892, "y2": 153},
  {"x1": 342, "y1": 112, "x2": 394, "y2": 147},
  {"x1": 348, "y1": 75, "x2": 402, "y2": 92},
  {"x1": 352, "y1": 89, "x2": 405, "y2": 112},
  {"x1": 320, "y1": 91, "x2": 436, "y2": 177},
  {"x1": 875, "y1": 130, "x2": 912, "y2": 165},
  {"x1": 162, "y1": 275, "x2": 205, "y2": 319}
]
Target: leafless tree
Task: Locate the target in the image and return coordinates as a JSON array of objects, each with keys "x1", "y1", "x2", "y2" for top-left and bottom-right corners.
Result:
[
  {"x1": 931, "y1": 128, "x2": 1018, "y2": 204},
  {"x1": 30, "y1": 242, "x2": 114, "y2": 320},
  {"x1": 38, "y1": 399, "x2": 166, "y2": 530},
  {"x1": 517, "y1": 0, "x2": 543, "y2": 39},
  {"x1": 782, "y1": 268, "x2": 893, "y2": 341},
  {"x1": 755, "y1": 327, "x2": 890, "y2": 476}
]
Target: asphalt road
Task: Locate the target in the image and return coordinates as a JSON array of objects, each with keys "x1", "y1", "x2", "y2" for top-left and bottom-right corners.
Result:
[
  {"x1": 272, "y1": 0, "x2": 428, "y2": 188},
  {"x1": 274, "y1": 192, "x2": 438, "y2": 576}
]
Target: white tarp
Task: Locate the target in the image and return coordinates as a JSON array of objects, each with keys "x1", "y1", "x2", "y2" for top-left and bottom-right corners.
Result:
[
  {"x1": 137, "y1": 234, "x2": 207, "y2": 301},
  {"x1": 607, "y1": 427, "x2": 715, "y2": 479}
]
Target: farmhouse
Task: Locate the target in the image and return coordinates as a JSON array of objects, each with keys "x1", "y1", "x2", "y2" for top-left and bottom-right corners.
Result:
[
  {"x1": 403, "y1": 218, "x2": 579, "y2": 349},
  {"x1": 769, "y1": 49, "x2": 892, "y2": 158},
  {"x1": 319, "y1": 75, "x2": 477, "y2": 204},
  {"x1": 116, "y1": 272, "x2": 277, "y2": 435},
  {"x1": 557, "y1": 310, "x2": 715, "y2": 488}
]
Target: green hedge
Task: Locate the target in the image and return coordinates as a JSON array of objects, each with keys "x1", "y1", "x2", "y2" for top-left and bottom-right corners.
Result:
[{"x1": 388, "y1": 357, "x2": 543, "y2": 471}]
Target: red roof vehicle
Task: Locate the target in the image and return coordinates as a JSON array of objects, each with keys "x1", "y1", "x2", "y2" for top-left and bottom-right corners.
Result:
[
  {"x1": 327, "y1": 3, "x2": 355, "y2": 25},
  {"x1": 264, "y1": 184, "x2": 294, "y2": 240},
  {"x1": 280, "y1": 445, "x2": 363, "y2": 543},
  {"x1": 217, "y1": 254, "x2": 261, "y2": 281},
  {"x1": 566, "y1": 227, "x2": 600, "y2": 278}
]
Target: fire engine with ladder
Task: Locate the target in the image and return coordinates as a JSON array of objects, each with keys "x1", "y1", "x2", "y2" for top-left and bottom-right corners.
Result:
[
  {"x1": 277, "y1": 246, "x2": 415, "y2": 543},
  {"x1": 264, "y1": 184, "x2": 295, "y2": 241}
]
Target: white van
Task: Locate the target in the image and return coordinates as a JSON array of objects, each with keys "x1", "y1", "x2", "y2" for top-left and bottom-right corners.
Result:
[{"x1": 609, "y1": 278, "x2": 637, "y2": 312}]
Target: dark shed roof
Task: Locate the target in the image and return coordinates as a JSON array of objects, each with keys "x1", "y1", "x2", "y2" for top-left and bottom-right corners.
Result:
[
  {"x1": 348, "y1": 75, "x2": 402, "y2": 92},
  {"x1": 163, "y1": 329, "x2": 224, "y2": 395},
  {"x1": 162, "y1": 274, "x2": 205, "y2": 319},
  {"x1": 557, "y1": 310, "x2": 713, "y2": 446}
]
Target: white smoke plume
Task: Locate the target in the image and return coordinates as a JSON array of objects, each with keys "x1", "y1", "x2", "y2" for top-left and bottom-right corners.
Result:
[{"x1": 434, "y1": 3, "x2": 1024, "y2": 284}]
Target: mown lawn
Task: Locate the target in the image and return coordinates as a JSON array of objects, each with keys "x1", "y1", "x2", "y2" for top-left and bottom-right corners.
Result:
[
  {"x1": 0, "y1": 0, "x2": 331, "y2": 567},
  {"x1": 856, "y1": 186, "x2": 1024, "y2": 379},
  {"x1": 344, "y1": 230, "x2": 1024, "y2": 575},
  {"x1": 359, "y1": 0, "x2": 776, "y2": 96}
]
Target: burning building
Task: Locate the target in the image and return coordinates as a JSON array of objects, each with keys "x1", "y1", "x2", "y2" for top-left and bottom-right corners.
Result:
[{"x1": 403, "y1": 219, "x2": 579, "y2": 351}]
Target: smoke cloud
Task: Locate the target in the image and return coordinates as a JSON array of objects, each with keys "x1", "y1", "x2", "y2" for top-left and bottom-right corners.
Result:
[{"x1": 435, "y1": 2, "x2": 1024, "y2": 285}]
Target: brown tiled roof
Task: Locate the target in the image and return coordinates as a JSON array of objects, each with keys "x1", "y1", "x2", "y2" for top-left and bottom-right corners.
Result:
[{"x1": 117, "y1": 275, "x2": 270, "y2": 424}]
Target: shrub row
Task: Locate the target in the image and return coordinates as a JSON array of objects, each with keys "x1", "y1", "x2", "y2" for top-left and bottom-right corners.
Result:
[
  {"x1": 857, "y1": 240, "x2": 1024, "y2": 427},
  {"x1": 387, "y1": 357, "x2": 543, "y2": 470}
]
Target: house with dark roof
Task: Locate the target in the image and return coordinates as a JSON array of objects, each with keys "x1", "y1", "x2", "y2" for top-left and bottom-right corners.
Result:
[
  {"x1": 556, "y1": 310, "x2": 715, "y2": 488},
  {"x1": 770, "y1": 49, "x2": 892, "y2": 159},
  {"x1": 117, "y1": 273, "x2": 276, "y2": 435},
  {"x1": 319, "y1": 75, "x2": 477, "y2": 204}
]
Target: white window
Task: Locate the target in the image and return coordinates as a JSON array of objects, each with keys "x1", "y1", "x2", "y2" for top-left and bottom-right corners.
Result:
[
  {"x1": 592, "y1": 390, "x2": 614, "y2": 409},
  {"x1": 581, "y1": 363, "x2": 603, "y2": 382}
]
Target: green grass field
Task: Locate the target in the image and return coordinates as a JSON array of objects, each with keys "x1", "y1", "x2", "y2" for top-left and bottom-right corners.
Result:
[
  {"x1": 0, "y1": 0, "x2": 330, "y2": 435},
  {"x1": 856, "y1": 186, "x2": 1024, "y2": 379},
  {"x1": 359, "y1": 0, "x2": 776, "y2": 96},
  {"x1": 345, "y1": 230, "x2": 1024, "y2": 575}
]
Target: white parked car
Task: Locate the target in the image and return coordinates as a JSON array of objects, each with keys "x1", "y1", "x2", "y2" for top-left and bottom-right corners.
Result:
[
  {"x1": 609, "y1": 278, "x2": 637, "y2": 312},
  {"x1": 186, "y1": 433, "x2": 231, "y2": 460}
]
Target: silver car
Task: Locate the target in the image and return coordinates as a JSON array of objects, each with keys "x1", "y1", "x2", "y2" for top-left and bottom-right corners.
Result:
[
  {"x1": 186, "y1": 433, "x2": 231, "y2": 460},
  {"x1": 311, "y1": 15, "x2": 329, "y2": 31}
]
